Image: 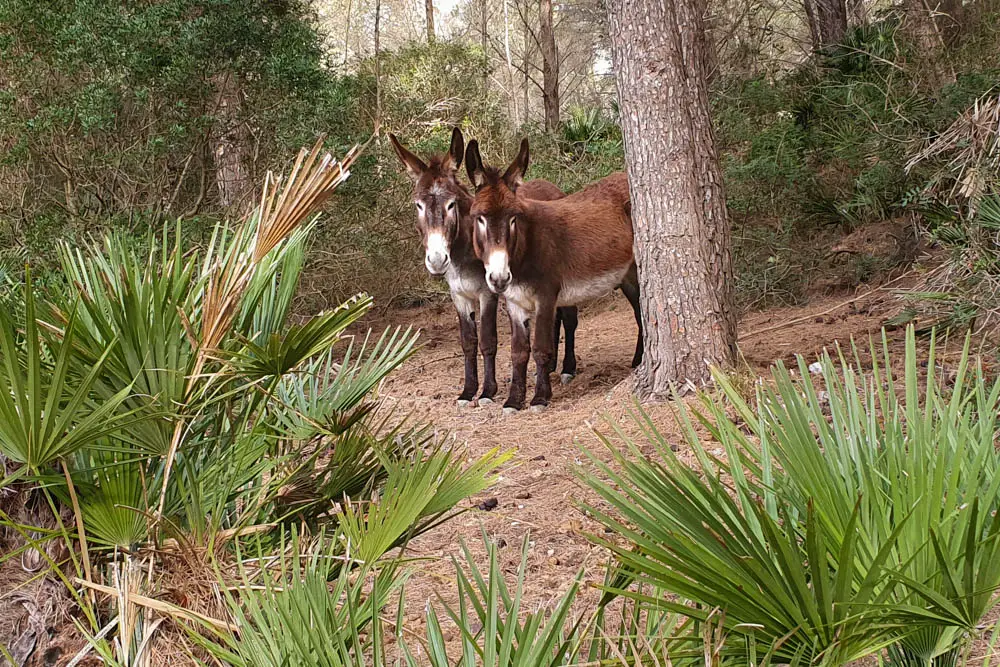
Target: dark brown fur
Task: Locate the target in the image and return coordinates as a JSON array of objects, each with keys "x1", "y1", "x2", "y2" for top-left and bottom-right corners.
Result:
[
  {"x1": 466, "y1": 139, "x2": 642, "y2": 411},
  {"x1": 388, "y1": 128, "x2": 580, "y2": 404}
]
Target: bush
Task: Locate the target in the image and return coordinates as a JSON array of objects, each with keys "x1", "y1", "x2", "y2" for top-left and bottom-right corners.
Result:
[
  {"x1": 586, "y1": 327, "x2": 1000, "y2": 664},
  {"x1": 0, "y1": 144, "x2": 505, "y2": 663}
]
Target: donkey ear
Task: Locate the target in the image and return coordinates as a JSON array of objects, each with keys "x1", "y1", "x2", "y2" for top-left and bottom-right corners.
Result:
[
  {"x1": 465, "y1": 139, "x2": 488, "y2": 190},
  {"x1": 502, "y1": 138, "x2": 530, "y2": 190},
  {"x1": 388, "y1": 133, "x2": 428, "y2": 181},
  {"x1": 445, "y1": 127, "x2": 465, "y2": 171}
]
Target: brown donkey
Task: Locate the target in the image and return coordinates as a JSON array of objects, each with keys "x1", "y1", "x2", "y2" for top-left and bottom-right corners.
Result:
[
  {"x1": 465, "y1": 138, "x2": 642, "y2": 413},
  {"x1": 388, "y1": 128, "x2": 581, "y2": 406}
]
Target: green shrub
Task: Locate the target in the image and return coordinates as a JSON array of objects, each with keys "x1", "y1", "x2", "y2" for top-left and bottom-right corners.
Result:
[
  {"x1": 0, "y1": 146, "x2": 505, "y2": 664},
  {"x1": 586, "y1": 327, "x2": 1000, "y2": 665}
]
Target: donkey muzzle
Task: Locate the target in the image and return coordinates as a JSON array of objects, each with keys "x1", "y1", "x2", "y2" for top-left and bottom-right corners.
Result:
[
  {"x1": 485, "y1": 271, "x2": 511, "y2": 293},
  {"x1": 425, "y1": 251, "x2": 450, "y2": 275},
  {"x1": 424, "y1": 232, "x2": 451, "y2": 275},
  {"x1": 485, "y1": 251, "x2": 512, "y2": 293}
]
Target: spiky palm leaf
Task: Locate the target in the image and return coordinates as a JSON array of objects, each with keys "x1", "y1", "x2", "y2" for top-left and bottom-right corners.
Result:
[{"x1": 0, "y1": 271, "x2": 138, "y2": 469}]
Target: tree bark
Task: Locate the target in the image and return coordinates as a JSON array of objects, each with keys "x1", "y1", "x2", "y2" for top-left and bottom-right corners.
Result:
[
  {"x1": 904, "y1": 0, "x2": 957, "y2": 85},
  {"x1": 539, "y1": 0, "x2": 559, "y2": 131},
  {"x1": 425, "y1": 0, "x2": 436, "y2": 42},
  {"x1": 210, "y1": 72, "x2": 252, "y2": 214},
  {"x1": 606, "y1": 0, "x2": 736, "y2": 394},
  {"x1": 803, "y1": 0, "x2": 848, "y2": 50}
]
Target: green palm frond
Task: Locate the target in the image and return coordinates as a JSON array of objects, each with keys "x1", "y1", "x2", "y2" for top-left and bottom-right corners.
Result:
[
  {"x1": 272, "y1": 325, "x2": 421, "y2": 439},
  {"x1": 587, "y1": 326, "x2": 1000, "y2": 665},
  {"x1": 73, "y1": 451, "x2": 149, "y2": 550},
  {"x1": 227, "y1": 293, "x2": 373, "y2": 385},
  {"x1": 236, "y1": 223, "x2": 311, "y2": 340},
  {"x1": 195, "y1": 529, "x2": 402, "y2": 667},
  {"x1": 55, "y1": 228, "x2": 199, "y2": 455},
  {"x1": 0, "y1": 271, "x2": 138, "y2": 469},
  {"x1": 417, "y1": 535, "x2": 583, "y2": 667}
]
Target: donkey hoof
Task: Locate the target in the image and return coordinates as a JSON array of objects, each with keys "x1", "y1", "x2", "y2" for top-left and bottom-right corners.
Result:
[
  {"x1": 502, "y1": 406, "x2": 519, "y2": 416},
  {"x1": 478, "y1": 397, "x2": 494, "y2": 406},
  {"x1": 529, "y1": 404, "x2": 547, "y2": 414},
  {"x1": 457, "y1": 399, "x2": 472, "y2": 408},
  {"x1": 560, "y1": 373, "x2": 575, "y2": 385}
]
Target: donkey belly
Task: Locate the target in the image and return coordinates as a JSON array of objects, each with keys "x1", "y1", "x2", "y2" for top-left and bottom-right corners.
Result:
[{"x1": 557, "y1": 267, "x2": 628, "y2": 306}]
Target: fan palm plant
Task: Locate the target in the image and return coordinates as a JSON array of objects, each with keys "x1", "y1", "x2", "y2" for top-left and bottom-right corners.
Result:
[
  {"x1": 0, "y1": 139, "x2": 507, "y2": 665},
  {"x1": 586, "y1": 327, "x2": 1000, "y2": 665}
]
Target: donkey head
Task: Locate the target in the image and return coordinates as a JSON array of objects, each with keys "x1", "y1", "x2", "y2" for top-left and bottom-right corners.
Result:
[
  {"x1": 465, "y1": 138, "x2": 529, "y2": 294},
  {"x1": 388, "y1": 127, "x2": 468, "y2": 275}
]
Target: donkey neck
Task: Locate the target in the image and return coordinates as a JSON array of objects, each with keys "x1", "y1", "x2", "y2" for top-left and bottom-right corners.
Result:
[
  {"x1": 507, "y1": 198, "x2": 556, "y2": 284},
  {"x1": 449, "y1": 189, "x2": 478, "y2": 267}
]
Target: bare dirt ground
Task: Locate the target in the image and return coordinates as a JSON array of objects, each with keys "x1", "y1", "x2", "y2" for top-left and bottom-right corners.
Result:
[{"x1": 376, "y1": 283, "x2": 914, "y2": 655}]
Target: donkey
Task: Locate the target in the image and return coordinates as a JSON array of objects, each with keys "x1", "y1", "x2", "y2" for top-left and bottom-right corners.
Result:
[
  {"x1": 388, "y1": 128, "x2": 580, "y2": 406},
  {"x1": 465, "y1": 138, "x2": 643, "y2": 413}
]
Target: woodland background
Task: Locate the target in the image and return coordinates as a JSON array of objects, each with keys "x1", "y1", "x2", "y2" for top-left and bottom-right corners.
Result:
[{"x1": 2, "y1": 0, "x2": 997, "y2": 324}]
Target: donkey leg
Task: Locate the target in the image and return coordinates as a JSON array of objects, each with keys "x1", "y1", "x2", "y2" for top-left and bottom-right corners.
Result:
[
  {"x1": 547, "y1": 308, "x2": 563, "y2": 375},
  {"x1": 529, "y1": 301, "x2": 557, "y2": 411},
  {"x1": 504, "y1": 307, "x2": 531, "y2": 414},
  {"x1": 620, "y1": 274, "x2": 644, "y2": 369},
  {"x1": 477, "y1": 293, "x2": 499, "y2": 404},
  {"x1": 559, "y1": 306, "x2": 579, "y2": 384},
  {"x1": 454, "y1": 296, "x2": 479, "y2": 406}
]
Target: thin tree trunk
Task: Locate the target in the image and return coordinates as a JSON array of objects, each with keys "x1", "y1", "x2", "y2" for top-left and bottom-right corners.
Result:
[
  {"x1": 539, "y1": 0, "x2": 559, "y2": 131},
  {"x1": 522, "y1": 14, "x2": 531, "y2": 124},
  {"x1": 481, "y1": 0, "x2": 490, "y2": 88},
  {"x1": 425, "y1": 0, "x2": 436, "y2": 42},
  {"x1": 803, "y1": 0, "x2": 848, "y2": 50},
  {"x1": 210, "y1": 72, "x2": 252, "y2": 214},
  {"x1": 342, "y1": 0, "x2": 353, "y2": 66},
  {"x1": 374, "y1": 0, "x2": 382, "y2": 126},
  {"x1": 607, "y1": 0, "x2": 736, "y2": 393},
  {"x1": 503, "y1": 0, "x2": 520, "y2": 124}
]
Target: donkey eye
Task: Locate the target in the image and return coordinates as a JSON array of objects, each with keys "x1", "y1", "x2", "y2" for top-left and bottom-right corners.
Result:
[
  {"x1": 509, "y1": 216, "x2": 516, "y2": 229},
  {"x1": 477, "y1": 216, "x2": 487, "y2": 229},
  {"x1": 446, "y1": 200, "x2": 456, "y2": 212},
  {"x1": 415, "y1": 202, "x2": 425, "y2": 213}
]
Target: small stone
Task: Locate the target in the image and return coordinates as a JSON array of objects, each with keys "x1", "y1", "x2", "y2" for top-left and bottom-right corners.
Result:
[
  {"x1": 547, "y1": 556, "x2": 561, "y2": 566},
  {"x1": 496, "y1": 537, "x2": 507, "y2": 548},
  {"x1": 670, "y1": 444, "x2": 680, "y2": 452},
  {"x1": 477, "y1": 497, "x2": 499, "y2": 511},
  {"x1": 514, "y1": 490, "x2": 531, "y2": 499},
  {"x1": 814, "y1": 316, "x2": 824, "y2": 323},
  {"x1": 530, "y1": 455, "x2": 546, "y2": 461}
]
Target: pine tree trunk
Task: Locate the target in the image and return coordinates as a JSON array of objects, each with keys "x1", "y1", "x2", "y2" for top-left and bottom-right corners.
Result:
[
  {"x1": 425, "y1": 0, "x2": 436, "y2": 42},
  {"x1": 210, "y1": 72, "x2": 252, "y2": 214},
  {"x1": 539, "y1": 0, "x2": 559, "y2": 131},
  {"x1": 607, "y1": 0, "x2": 736, "y2": 395},
  {"x1": 803, "y1": 0, "x2": 848, "y2": 50},
  {"x1": 904, "y1": 0, "x2": 957, "y2": 86}
]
